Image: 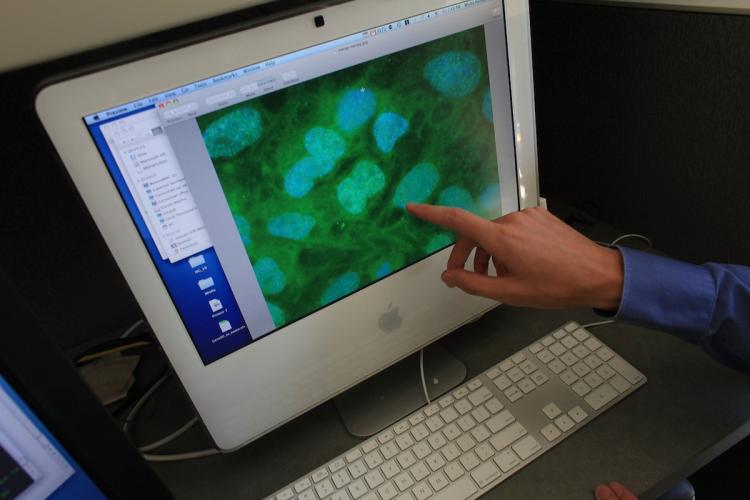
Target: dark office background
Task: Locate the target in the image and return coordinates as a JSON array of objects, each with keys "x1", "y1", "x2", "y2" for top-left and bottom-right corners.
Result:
[{"x1": 1, "y1": 0, "x2": 750, "y2": 351}]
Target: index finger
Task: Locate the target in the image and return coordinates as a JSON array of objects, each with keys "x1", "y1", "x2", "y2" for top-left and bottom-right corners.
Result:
[{"x1": 407, "y1": 203, "x2": 493, "y2": 244}]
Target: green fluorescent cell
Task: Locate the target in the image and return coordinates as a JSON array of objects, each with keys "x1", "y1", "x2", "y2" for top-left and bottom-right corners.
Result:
[
  {"x1": 424, "y1": 51, "x2": 481, "y2": 99},
  {"x1": 267, "y1": 302, "x2": 286, "y2": 327},
  {"x1": 202, "y1": 107, "x2": 262, "y2": 158},
  {"x1": 376, "y1": 262, "x2": 392, "y2": 278},
  {"x1": 304, "y1": 127, "x2": 346, "y2": 163},
  {"x1": 267, "y1": 213, "x2": 316, "y2": 240},
  {"x1": 284, "y1": 156, "x2": 334, "y2": 198},
  {"x1": 483, "y1": 89, "x2": 493, "y2": 123},
  {"x1": 392, "y1": 163, "x2": 440, "y2": 208},
  {"x1": 425, "y1": 234, "x2": 454, "y2": 253},
  {"x1": 254, "y1": 257, "x2": 286, "y2": 295},
  {"x1": 233, "y1": 215, "x2": 252, "y2": 247},
  {"x1": 337, "y1": 88, "x2": 377, "y2": 132},
  {"x1": 321, "y1": 272, "x2": 360, "y2": 305},
  {"x1": 373, "y1": 112, "x2": 409, "y2": 153},
  {"x1": 337, "y1": 160, "x2": 386, "y2": 214},
  {"x1": 479, "y1": 184, "x2": 501, "y2": 217},
  {"x1": 438, "y1": 186, "x2": 474, "y2": 212}
]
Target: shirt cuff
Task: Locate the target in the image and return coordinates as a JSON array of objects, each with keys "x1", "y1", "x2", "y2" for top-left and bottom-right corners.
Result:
[{"x1": 611, "y1": 247, "x2": 716, "y2": 344}]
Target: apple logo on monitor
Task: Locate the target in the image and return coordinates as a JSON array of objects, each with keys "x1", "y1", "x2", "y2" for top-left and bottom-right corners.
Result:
[{"x1": 379, "y1": 303, "x2": 402, "y2": 333}]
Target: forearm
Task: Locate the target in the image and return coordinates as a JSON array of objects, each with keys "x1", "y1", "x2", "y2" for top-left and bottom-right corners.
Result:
[{"x1": 614, "y1": 247, "x2": 750, "y2": 372}]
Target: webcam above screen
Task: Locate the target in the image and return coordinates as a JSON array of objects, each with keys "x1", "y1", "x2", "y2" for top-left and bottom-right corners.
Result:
[{"x1": 36, "y1": 0, "x2": 539, "y2": 451}]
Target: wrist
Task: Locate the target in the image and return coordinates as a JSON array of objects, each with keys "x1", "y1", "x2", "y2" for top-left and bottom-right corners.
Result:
[{"x1": 590, "y1": 247, "x2": 624, "y2": 312}]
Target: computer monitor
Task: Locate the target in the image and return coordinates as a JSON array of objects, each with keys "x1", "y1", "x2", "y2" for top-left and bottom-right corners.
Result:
[{"x1": 36, "y1": 0, "x2": 539, "y2": 451}]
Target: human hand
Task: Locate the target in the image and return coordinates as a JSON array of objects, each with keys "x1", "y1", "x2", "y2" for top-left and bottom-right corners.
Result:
[
  {"x1": 594, "y1": 481, "x2": 638, "y2": 499},
  {"x1": 406, "y1": 204, "x2": 624, "y2": 311}
]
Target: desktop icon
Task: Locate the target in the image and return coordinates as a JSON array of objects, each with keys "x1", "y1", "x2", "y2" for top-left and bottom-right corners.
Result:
[
  {"x1": 189, "y1": 254, "x2": 206, "y2": 268},
  {"x1": 219, "y1": 320, "x2": 232, "y2": 333},
  {"x1": 209, "y1": 299, "x2": 223, "y2": 313},
  {"x1": 198, "y1": 277, "x2": 215, "y2": 290}
]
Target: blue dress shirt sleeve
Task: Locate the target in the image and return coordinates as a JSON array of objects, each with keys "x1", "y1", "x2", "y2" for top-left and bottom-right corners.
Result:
[{"x1": 613, "y1": 247, "x2": 750, "y2": 372}]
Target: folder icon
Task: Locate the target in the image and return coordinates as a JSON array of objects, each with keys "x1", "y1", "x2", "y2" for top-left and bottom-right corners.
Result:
[
  {"x1": 198, "y1": 277, "x2": 215, "y2": 290},
  {"x1": 189, "y1": 255, "x2": 206, "y2": 268}
]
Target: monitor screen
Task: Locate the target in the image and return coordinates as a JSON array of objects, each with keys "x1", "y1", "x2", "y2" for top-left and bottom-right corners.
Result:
[
  {"x1": 0, "y1": 375, "x2": 106, "y2": 500},
  {"x1": 82, "y1": 0, "x2": 518, "y2": 365}
]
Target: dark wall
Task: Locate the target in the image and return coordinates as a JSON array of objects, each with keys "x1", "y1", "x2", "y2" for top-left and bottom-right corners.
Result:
[
  {"x1": 3, "y1": 1, "x2": 749, "y2": 349},
  {"x1": 531, "y1": 1, "x2": 750, "y2": 266}
]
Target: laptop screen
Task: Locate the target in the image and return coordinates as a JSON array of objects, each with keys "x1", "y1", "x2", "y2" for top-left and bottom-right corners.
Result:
[
  {"x1": 82, "y1": 0, "x2": 518, "y2": 364},
  {"x1": 0, "y1": 375, "x2": 106, "y2": 500}
]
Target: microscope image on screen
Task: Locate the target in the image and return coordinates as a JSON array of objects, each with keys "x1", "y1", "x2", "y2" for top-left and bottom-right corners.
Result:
[{"x1": 197, "y1": 27, "x2": 501, "y2": 329}]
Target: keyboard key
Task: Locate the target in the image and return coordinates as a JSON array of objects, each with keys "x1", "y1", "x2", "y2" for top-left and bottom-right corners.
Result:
[
  {"x1": 410, "y1": 462, "x2": 430, "y2": 482},
  {"x1": 560, "y1": 370, "x2": 578, "y2": 385},
  {"x1": 470, "y1": 424, "x2": 491, "y2": 443},
  {"x1": 568, "y1": 406, "x2": 588, "y2": 423},
  {"x1": 441, "y1": 442, "x2": 461, "y2": 462},
  {"x1": 584, "y1": 372, "x2": 604, "y2": 388},
  {"x1": 315, "y1": 479, "x2": 335, "y2": 498},
  {"x1": 452, "y1": 386, "x2": 469, "y2": 399},
  {"x1": 362, "y1": 493, "x2": 378, "y2": 500},
  {"x1": 498, "y1": 359, "x2": 514, "y2": 372},
  {"x1": 572, "y1": 344, "x2": 590, "y2": 359},
  {"x1": 584, "y1": 354, "x2": 603, "y2": 370},
  {"x1": 584, "y1": 383, "x2": 618, "y2": 410},
  {"x1": 529, "y1": 342, "x2": 544, "y2": 354},
  {"x1": 572, "y1": 361, "x2": 591, "y2": 377},
  {"x1": 572, "y1": 328, "x2": 590, "y2": 341},
  {"x1": 332, "y1": 469, "x2": 352, "y2": 488},
  {"x1": 331, "y1": 492, "x2": 350, "y2": 500},
  {"x1": 424, "y1": 404, "x2": 440, "y2": 417},
  {"x1": 553, "y1": 329, "x2": 567, "y2": 339},
  {"x1": 362, "y1": 440, "x2": 378, "y2": 454},
  {"x1": 413, "y1": 442, "x2": 431, "y2": 460},
  {"x1": 442, "y1": 423, "x2": 461, "y2": 441},
  {"x1": 596, "y1": 364, "x2": 616, "y2": 380},
  {"x1": 394, "y1": 421, "x2": 410, "y2": 435},
  {"x1": 456, "y1": 434, "x2": 476, "y2": 452},
  {"x1": 426, "y1": 416, "x2": 444, "y2": 432},
  {"x1": 444, "y1": 461, "x2": 464, "y2": 481},
  {"x1": 490, "y1": 422, "x2": 527, "y2": 451},
  {"x1": 298, "y1": 490, "x2": 316, "y2": 500},
  {"x1": 468, "y1": 387, "x2": 493, "y2": 406},
  {"x1": 382, "y1": 461, "x2": 400, "y2": 479},
  {"x1": 349, "y1": 478, "x2": 368, "y2": 498},
  {"x1": 471, "y1": 406, "x2": 490, "y2": 423},
  {"x1": 411, "y1": 424, "x2": 429, "y2": 442},
  {"x1": 561, "y1": 336, "x2": 578, "y2": 349},
  {"x1": 439, "y1": 407, "x2": 459, "y2": 424},
  {"x1": 549, "y1": 343, "x2": 566, "y2": 356},
  {"x1": 531, "y1": 370, "x2": 549, "y2": 386},
  {"x1": 511, "y1": 352, "x2": 527, "y2": 364},
  {"x1": 506, "y1": 366, "x2": 524, "y2": 382},
  {"x1": 537, "y1": 349, "x2": 555, "y2": 364},
  {"x1": 541, "y1": 336, "x2": 556, "y2": 346},
  {"x1": 467, "y1": 379, "x2": 483, "y2": 391},
  {"x1": 564, "y1": 322, "x2": 578, "y2": 332},
  {"x1": 409, "y1": 413, "x2": 426, "y2": 426},
  {"x1": 382, "y1": 442, "x2": 400, "y2": 459},
  {"x1": 494, "y1": 375, "x2": 512, "y2": 391},
  {"x1": 426, "y1": 452, "x2": 446, "y2": 471},
  {"x1": 276, "y1": 488, "x2": 294, "y2": 500},
  {"x1": 596, "y1": 347, "x2": 615, "y2": 362},
  {"x1": 561, "y1": 352, "x2": 578, "y2": 366},
  {"x1": 412, "y1": 481, "x2": 433, "y2": 500},
  {"x1": 486, "y1": 410, "x2": 515, "y2": 433},
  {"x1": 428, "y1": 476, "x2": 477, "y2": 500},
  {"x1": 541, "y1": 423, "x2": 561, "y2": 442},
  {"x1": 609, "y1": 357, "x2": 645, "y2": 384},
  {"x1": 396, "y1": 433, "x2": 415, "y2": 450},
  {"x1": 554, "y1": 414, "x2": 575, "y2": 432},
  {"x1": 348, "y1": 460, "x2": 367, "y2": 478},
  {"x1": 519, "y1": 359, "x2": 537, "y2": 374},
  {"x1": 475, "y1": 442, "x2": 495, "y2": 461},
  {"x1": 548, "y1": 359, "x2": 566, "y2": 374},
  {"x1": 365, "y1": 450, "x2": 384, "y2": 469},
  {"x1": 571, "y1": 380, "x2": 592, "y2": 396},
  {"x1": 518, "y1": 378, "x2": 536, "y2": 394},
  {"x1": 504, "y1": 386, "x2": 523, "y2": 402},
  {"x1": 493, "y1": 448, "x2": 521, "y2": 472},
  {"x1": 486, "y1": 366, "x2": 502, "y2": 379},
  {"x1": 485, "y1": 398, "x2": 503, "y2": 414},
  {"x1": 454, "y1": 398, "x2": 473, "y2": 415},
  {"x1": 470, "y1": 461, "x2": 501, "y2": 488},
  {"x1": 330, "y1": 458, "x2": 346, "y2": 472},
  {"x1": 438, "y1": 395, "x2": 454, "y2": 408},
  {"x1": 457, "y1": 415, "x2": 476, "y2": 432},
  {"x1": 312, "y1": 468, "x2": 329, "y2": 482},
  {"x1": 584, "y1": 338, "x2": 602, "y2": 351},
  {"x1": 295, "y1": 478, "x2": 312, "y2": 493},
  {"x1": 397, "y1": 451, "x2": 417, "y2": 470},
  {"x1": 427, "y1": 433, "x2": 447, "y2": 450},
  {"x1": 379, "y1": 430, "x2": 395, "y2": 444},
  {"x1": 512, "y1": 435, "x2": 542, "y2": 460},
  {"x1": 394, "y1": 472, "x2": 414, "y2": 491},
  {"x1": 428, "y1": 471, "x2": 450, "y2": 492},
  {"x1": 542, "y1": 403, "x2": 562, "y2": 419},
  {"x1": 378, "y1": 481, "x2": 398, "y2": 500},
  {"x1": 610, "y1": 375, "x2": 631, "y2": 393}
]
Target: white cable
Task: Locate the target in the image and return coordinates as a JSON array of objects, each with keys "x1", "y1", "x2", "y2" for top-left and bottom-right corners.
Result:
[
  {"x1": 419, "y1": 349, "x2": 431, "y2": 405},
  {"x1": 124, "y1": 374, "x2": 219, "y2": 461},
  {"x1": 610, "y1": 233, "x2": 652, "y2": 252},
  {"x1": 120, "y1": 318, "x2": 145, "y2": 339},
  {"x1": 581, "y1": 320, "x2": 616, "y2": 330}
]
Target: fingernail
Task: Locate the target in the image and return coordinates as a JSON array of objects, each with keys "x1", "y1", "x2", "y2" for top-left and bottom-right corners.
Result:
[
  {"x1": 609, "y1": 482, "x2": 625, "y2": 497},
  {"x1": 441, "y1": 272, "x2": 456, "y2": 288},
  {"x1": 595, "y1": 485, "x2": 614, "y2": 500}
]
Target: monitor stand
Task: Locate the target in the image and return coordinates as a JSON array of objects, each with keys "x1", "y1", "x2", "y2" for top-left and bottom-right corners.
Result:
[{"x1": 334, "y1": 342, "x2": 466, "y2": 438}]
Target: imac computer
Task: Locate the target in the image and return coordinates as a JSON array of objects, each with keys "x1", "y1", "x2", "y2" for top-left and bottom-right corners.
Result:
[{"x1": 36, "y1": 0, "x2": 539, "y2": 451}]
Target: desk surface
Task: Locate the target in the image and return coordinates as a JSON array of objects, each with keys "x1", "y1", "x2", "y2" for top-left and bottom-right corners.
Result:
[{"x1": 143, "y1": 214, "x2": 750, "y2": 500}]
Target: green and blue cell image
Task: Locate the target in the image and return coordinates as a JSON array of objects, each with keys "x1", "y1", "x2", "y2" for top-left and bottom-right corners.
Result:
[{"x1": 197, "y1": 27, "x2": 501, "y2": 329}]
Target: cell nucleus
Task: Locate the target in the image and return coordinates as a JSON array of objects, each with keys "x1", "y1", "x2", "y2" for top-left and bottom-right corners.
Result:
[
  {"x1": 267, "y1": 303, "x2": 286, "y2": 327},
  {"x1": 392, "y1": 162, "x2": 440, "y2": 208},
  {"x1": 483, "y1": 89, "x2": 493, "y2": 123},
  {"x1": 203, "y1": 107, "x2": 262, "y2": 158},
  {"x1": 337, "y1": 161, "x2": 386, "y2": 214},
  {"x1": 438, "y1": 186, "x2": 474, "y2": 212},
  {"x1": 425, "y1": 234, "x2": 454, "y2": 254},
  {"x1": 254, "y1": 257, "x2": 286, "y2": 295},
  {"x1": 373, "y1": 112, "x2": 409, "y2": 153},
  {"x1": 284, "y1": 156, "x2": 334, "y2": 198},
  {"x1": 233, "y1": 215, "x2": 252, "y2": 247},
  {"x1": 320, "y1": 272, "x2": 360, "y2": 305},
  {"x1": 267, "y1": 213, "x2": 316, "y2": 240},
  {"x1": 337, "y1": 88, "x2": 377, "y2": 132},
  {"x1": 304, "y1": 127, "x2": 346, "y2": 163},
  {"x1": 424, "y1": 51, "x2": 481, "y2": 99},
  {"x1": 376, "y1": 262, "x2": 392, "y2": 279},
  {"x1": 479, "y1": 184, "x2": 501, "y2": 216}
]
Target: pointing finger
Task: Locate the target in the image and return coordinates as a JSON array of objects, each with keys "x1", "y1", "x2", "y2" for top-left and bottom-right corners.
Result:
[{"x1": 407, "y1": 203, "x2": 494, "y2": 245}]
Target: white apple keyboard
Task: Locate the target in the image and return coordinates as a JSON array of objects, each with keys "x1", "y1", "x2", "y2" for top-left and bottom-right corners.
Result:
[{"x1": 267, "y1": 322, "x2": 647, "y2": 500}]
